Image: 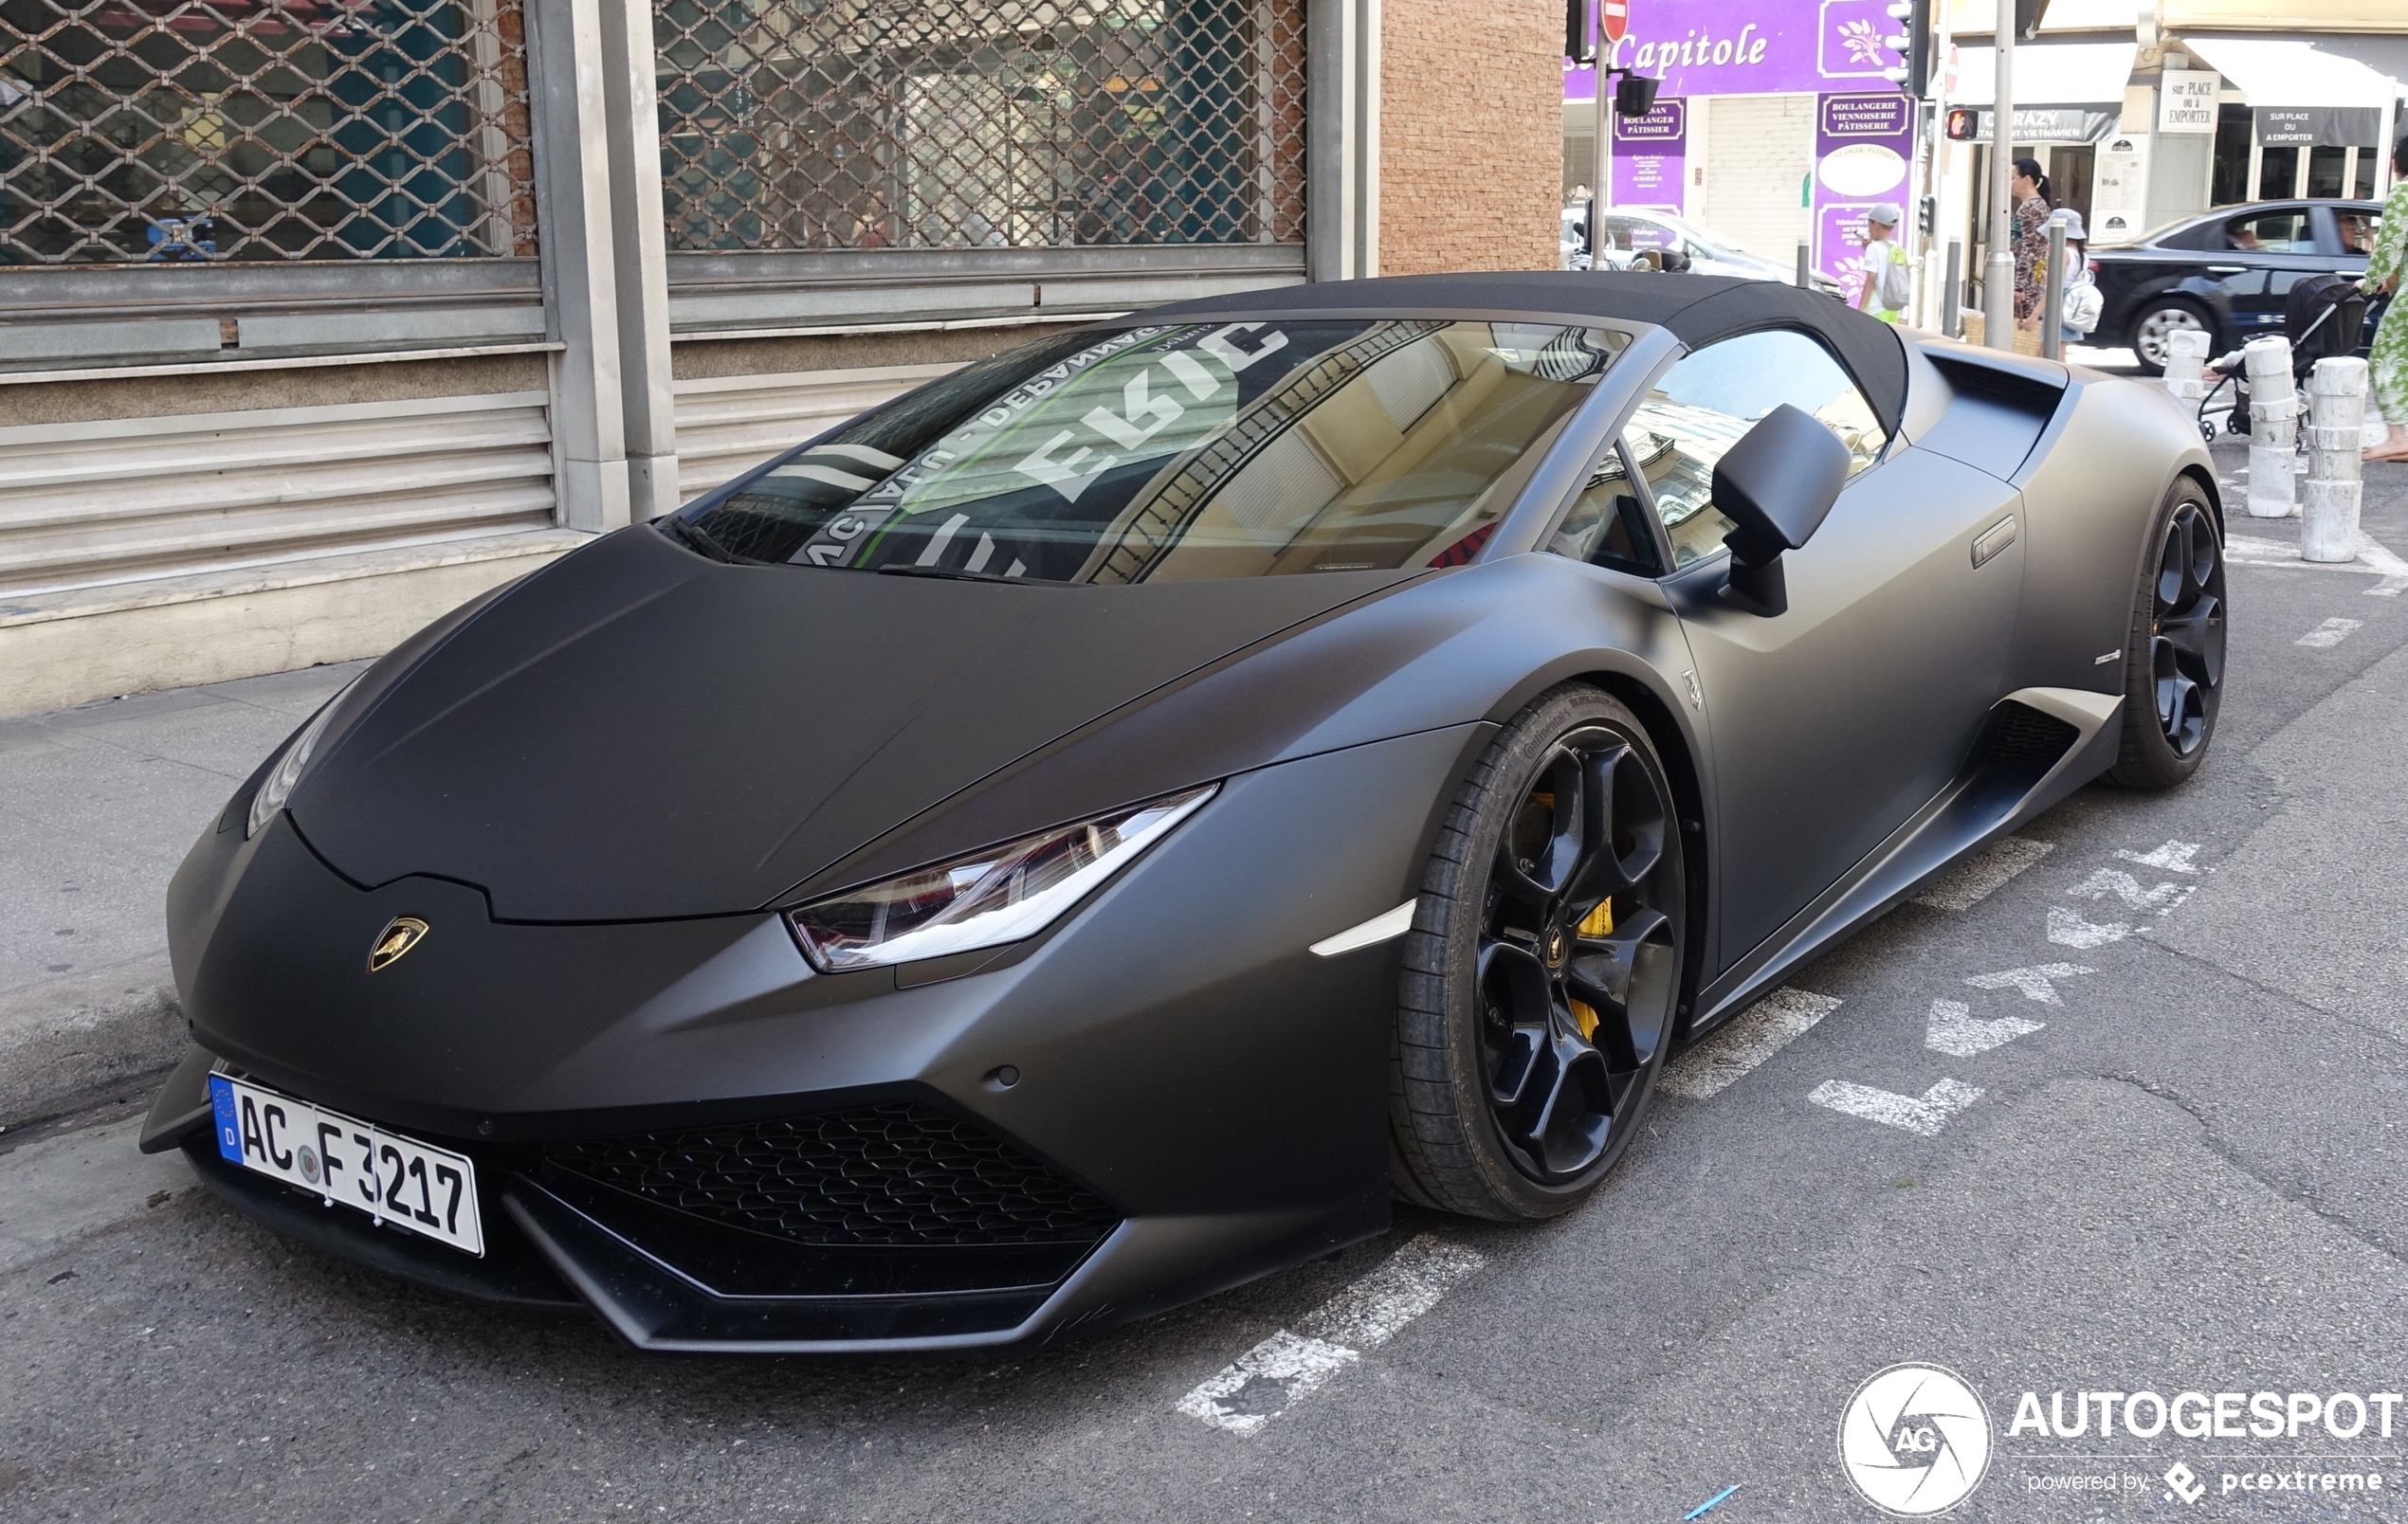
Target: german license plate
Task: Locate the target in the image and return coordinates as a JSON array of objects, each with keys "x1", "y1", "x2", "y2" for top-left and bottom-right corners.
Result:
[{"x1": 208, "y1": 1074, "x2": 483, "y2": 1256}]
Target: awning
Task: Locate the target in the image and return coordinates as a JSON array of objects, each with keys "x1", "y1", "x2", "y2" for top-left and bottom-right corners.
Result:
[
  {"x1": 1949, "y1": 42, "x2": 2137, "y2": 107},
  {"x1": 2180, "y1": 36, "x2": 2400, "y2": 109}
]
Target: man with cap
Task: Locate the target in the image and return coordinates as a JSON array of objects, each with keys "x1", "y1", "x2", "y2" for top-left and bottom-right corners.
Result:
[{"x1": 1853, "y1": 203, "x2": 1910, "y2": 324}]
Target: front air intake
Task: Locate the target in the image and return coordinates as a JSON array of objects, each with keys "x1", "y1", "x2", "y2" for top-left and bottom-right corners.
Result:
[{"x1": 543, "y1": 1102, "x2": 1119, "y2": 1249}]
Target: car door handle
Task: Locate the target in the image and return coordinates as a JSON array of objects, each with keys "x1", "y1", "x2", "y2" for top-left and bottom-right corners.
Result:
[
  {"x1": 1972, "y1": 515, "x2": 2017, "y2": 569},
  {"x1": 2206, "y1": 264, "x2": 2248, "y2": 273}
]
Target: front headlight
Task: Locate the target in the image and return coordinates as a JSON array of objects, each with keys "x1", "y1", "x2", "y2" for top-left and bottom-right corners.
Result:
[
  {"x1": 787, "y1": 785, "x2": 1216, "y2": 972},
  {"x1": 245, "y1": 680, "x2": 359, "y2": 839}
]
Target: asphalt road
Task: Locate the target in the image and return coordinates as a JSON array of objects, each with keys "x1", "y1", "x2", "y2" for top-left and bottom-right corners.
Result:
[{"x1": 8, "y1": 440, "x2": 2408, "y2": 1523}]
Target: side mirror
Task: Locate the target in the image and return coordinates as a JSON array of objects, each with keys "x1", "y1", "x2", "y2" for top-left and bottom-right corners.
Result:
[
  {"x1": 1711, "y1": 404, "x2": 1852, "y2": 617},
  {"x1": 1614, "y1": 72, "x2": 1661, "y2": 118}
]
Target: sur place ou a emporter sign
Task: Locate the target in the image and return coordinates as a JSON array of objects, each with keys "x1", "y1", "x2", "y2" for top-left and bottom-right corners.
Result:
[{"x1": 2253, "y1": 107, "x2": 2382, "y2": 149}]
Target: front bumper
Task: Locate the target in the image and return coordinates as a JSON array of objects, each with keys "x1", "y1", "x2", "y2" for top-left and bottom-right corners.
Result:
[{"x1": 152, "y1": 723, "x2": 1484, "y2": 1352}]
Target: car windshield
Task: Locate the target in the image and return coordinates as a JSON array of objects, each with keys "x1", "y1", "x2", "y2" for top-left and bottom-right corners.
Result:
[{"x1": 677, "y1": 318, "x2": 1628, "y2": 583}]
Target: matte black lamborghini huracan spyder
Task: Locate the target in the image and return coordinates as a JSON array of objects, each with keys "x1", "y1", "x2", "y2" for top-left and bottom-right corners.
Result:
[{"x1": 145, "y1": 273, "x2": 2227, "y2": 1352}]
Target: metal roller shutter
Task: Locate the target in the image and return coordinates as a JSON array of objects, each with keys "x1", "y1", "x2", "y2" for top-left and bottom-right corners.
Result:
[
  {"x1": 672, "y1": 363, "x2": 962, "y2": 503},
  {"x1": 0, "y1": 391, "x2": 557, "y2": 597},
  {"x1": 1701, "y1": 94, "x2": 1817, "y2": 263}
]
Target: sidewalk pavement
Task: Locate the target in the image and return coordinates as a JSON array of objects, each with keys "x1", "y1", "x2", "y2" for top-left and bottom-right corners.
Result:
[{"x1": 0, "y1": 660, "x2": 362, "y2": 1122}]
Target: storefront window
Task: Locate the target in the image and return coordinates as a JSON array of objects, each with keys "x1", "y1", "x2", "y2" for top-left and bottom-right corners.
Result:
[
  {"x1": 652, "y1": 0, "x2": 1306, "y2": 251},
  {"x1": 1, "y1": 0, "x2": 537, "y2": 263}
]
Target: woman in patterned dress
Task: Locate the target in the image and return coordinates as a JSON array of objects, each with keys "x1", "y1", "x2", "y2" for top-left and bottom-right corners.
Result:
[
  {"x1": 2010, "y1": 157, "x2": 2053, "y2": 336},
  {"x1": 2363, "y1": 139, "x2": 2408, "y2": 463}
]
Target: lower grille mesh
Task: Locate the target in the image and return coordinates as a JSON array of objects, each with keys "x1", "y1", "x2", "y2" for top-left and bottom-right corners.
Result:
[{"x1": 544, "y1": 1103, "x2": 1118, "y2": 1248}]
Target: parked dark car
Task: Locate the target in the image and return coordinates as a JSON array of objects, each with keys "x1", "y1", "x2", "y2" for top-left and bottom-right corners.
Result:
[{"x1": 2093, "y1": 199, "x2": 2381, "y2": 375}]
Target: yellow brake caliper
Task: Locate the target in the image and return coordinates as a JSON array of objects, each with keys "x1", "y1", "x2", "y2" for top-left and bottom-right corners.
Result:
[{"x1": 1569, "y1": 901, "x2": 1613, "y2": 1039}]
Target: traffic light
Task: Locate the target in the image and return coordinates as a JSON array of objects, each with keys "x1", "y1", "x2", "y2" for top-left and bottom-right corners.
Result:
[
  {"x1": 1564, "y1": 0, "x2": 1593, "y2": 64},
  {"x1": 1944, "y1": 106, "x2": 1979, "y2": 140},
  {"x1": 1882, "y1": 0, "x2": 1931, "y2": 97},
  {"x1": 2015, "y1": 0, "x2": 2052, "y2": 42}
]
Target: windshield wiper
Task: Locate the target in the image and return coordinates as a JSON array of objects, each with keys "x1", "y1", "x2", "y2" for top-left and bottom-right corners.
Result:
[
  {"x1": 657, "y1": 516, "x2": 744, "y2": 565},
  {"x1": 873, "y1": 564, "x2": 1041, "y2": 586}
]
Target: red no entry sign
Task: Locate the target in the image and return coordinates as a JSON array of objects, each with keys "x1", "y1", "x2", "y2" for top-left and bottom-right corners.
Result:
[{"x1": 1601, "y1": 0, "x2": 1629, "y2": 45}]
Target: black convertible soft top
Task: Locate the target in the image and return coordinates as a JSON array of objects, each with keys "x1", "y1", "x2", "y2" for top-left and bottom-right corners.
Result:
[{"x1": 1143, "y1": 271, "x2": 1910, "y2": 438}]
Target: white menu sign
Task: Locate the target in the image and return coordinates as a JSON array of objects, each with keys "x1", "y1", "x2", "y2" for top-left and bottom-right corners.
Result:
[
  {"x1": 2158, "y1": 69, "x2": 2218, "y2": 134},
  {"x1": 2090, "y1": 136, "x2": 2151, "y2": 246}
]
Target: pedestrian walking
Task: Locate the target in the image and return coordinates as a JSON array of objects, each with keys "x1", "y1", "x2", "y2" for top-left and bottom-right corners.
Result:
[
  {"x1": 1852, "y1": 203, "x2": 1911, "y2": 324},
  {"x1": 2362, "y1": 137, "x2": 2408, "y2": 463},
  {"x1": 2010, "y1": 156, "x2": 2052, "y2": 350},
  {"x1": 2052, "y1": 209, "x2": 2101, "y2": 347}
]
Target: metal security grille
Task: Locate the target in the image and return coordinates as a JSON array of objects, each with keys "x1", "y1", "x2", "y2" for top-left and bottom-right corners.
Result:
[
  {"x1": 654, "y1": 0, "x2": 1305, "y2": 252},
  {"x1": 1, "y1": 0, "x2": 538, "y2": 263}
]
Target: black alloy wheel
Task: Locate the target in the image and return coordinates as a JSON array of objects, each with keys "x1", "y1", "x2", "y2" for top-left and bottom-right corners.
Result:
[
  {"x1": 1391, "y1": 686, "x2": 1687, "y2": 1219},
  {"x1": 2107, "y1": 480, "x2": 2226, "y2": 789}
]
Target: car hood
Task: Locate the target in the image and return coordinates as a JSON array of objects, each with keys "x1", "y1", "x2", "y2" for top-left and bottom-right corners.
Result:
[{"x1": 290, "y1": 526, "x2": 1417, "y2": 921}]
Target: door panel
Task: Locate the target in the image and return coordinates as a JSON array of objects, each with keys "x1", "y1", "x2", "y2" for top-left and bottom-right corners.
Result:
[{"x1": 1665, "y1": 446, "x2": 2024, "y2": 971}]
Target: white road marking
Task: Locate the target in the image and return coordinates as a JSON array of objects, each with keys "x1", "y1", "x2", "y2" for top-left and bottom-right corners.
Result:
[
  {"x1": 2360, "y1": 537, "x2": 2408, "y2": 597},
  {"x1": 1925, "y1": 998, "x2": 2045, "y2": 1058},
  {"x1": 1809, "y1": 1079, "x2": 1985, "y2": 1137},
  {"x1": 1962, "y1": 963, "x2": 2096, "y2": 1006},
  {"x1": 2296, "y1": 617, "x2": 2363, "y2": 648},
  {"x1": 2225, "y1": 531, "x2": 2408, "y2": 595},
  {"x1": 1176, "y1": 1235, "x2": 1484, "y2": 1436},
  {"x1": 2048, "y1": 906, "x2": 2132, "y2": 948},
  {"x1": 1307, "y1": 898, "x2": 1416, "y2": 957},
  {"x1": 2067, "y1": 867, "x2": 2193, "y2": 915},
  {"x1": 1908, "y1": 836, "x2": 2055, "y2": 911},
  {"x1": 2115, "y1": 840, "x2": 2200, "y2": 874},
  {"x1": 1659, "y1": 988, "x2": 1844, "y2": 1100}
]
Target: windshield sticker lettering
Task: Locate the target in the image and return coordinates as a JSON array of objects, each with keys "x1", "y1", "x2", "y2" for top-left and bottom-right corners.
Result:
[
  {"x1": 788, "y1": 505, "x2": 897, "y2": 567},
  {"x1": 1014, "y1": 427, "x2": 1119, "y2": 503},
  {"x1": 1197, "y1": 322, "x2": 1289, "y2": 373}
]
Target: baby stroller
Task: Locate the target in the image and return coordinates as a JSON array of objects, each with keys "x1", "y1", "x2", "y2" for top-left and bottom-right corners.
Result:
[{"x1": 2201, "y1": 273, "x2": 2368, "y2": 441}]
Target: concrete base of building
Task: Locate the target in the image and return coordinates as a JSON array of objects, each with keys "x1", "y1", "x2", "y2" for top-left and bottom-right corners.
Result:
[{"x1": 0, "y1": 528, "x2": 588, "y2": 717}]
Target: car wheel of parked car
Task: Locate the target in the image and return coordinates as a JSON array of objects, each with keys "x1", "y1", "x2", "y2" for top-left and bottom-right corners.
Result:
[
  {"x1": 2130, "y1": 299, "x2": 2212, "y2": 377},
  {"x1": 1389, "y1": 686, "x2": 1685, "y2": 1219},
  {"x1": 2105, "y1": 479, "x2": 2225, "y2": 789}
]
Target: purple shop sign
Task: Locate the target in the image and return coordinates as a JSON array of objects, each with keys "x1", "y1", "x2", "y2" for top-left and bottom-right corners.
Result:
[
  {"x1": 1566, "y1": 0, "x2": 1905, "y2": 101},
  {"x1": 1609, "y1": 99, "x2": 1687, "y2": 212},
  {"x1": 1810, "y1": 90, "x2": 1916, "y2": 298}
]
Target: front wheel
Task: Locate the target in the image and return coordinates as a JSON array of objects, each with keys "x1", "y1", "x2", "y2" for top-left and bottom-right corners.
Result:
[
  {"x1": 2104, "y1": 480, "x2": 2226, "y2": 789},
  {"x1": 1389, "y1": 686, "x2": 1687, "y2": 1220},
  {"x1": 2130, "y1": 299, "x2": 2212, "y2": 376}
]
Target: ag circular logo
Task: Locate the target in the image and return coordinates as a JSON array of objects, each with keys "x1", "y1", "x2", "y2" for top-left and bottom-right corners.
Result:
[{"x1": 1837, "y1": 1363, "x2": 1994, "y2": 1515}]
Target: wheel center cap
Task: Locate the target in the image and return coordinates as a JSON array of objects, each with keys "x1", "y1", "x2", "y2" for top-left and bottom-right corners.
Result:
[{"x1": 1543, "y1": 926, "x2": 1568, "y2": 969}]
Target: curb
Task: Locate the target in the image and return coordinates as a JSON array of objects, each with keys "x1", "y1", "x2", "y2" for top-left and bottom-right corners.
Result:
[{"x1": 0, "y1": 954, "x2": 183, "y2": 1127}]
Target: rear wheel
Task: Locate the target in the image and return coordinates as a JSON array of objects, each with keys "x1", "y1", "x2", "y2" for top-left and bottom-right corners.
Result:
[
  {"x1": 2105, "y1": 480, "x2": 2226, "y2": 789},
  {"x1": 1389, "y1": 687, "x2": 1686, "y2": 1219},
  {"x1": 2130, "y1": 299, "x2": 2212, "y2": 376}
]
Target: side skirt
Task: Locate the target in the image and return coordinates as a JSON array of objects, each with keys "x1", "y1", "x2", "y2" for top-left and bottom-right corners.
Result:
[{"x1": 1687, "y1": 686, "x2": 2122, "y2": 1038}]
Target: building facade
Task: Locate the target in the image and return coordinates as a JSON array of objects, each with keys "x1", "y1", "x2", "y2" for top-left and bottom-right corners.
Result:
[
  {"x1": 1567, "y1": 0, "x2": 2407, "y2": 325},
  {"x1": 0, "y1": 0, "x2": 1553, "y2": 713}
]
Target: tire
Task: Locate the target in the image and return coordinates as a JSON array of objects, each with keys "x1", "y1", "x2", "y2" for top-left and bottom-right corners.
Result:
[
  {"x1": 2104, "y1": 479, "x2": 2226, "y2": 789},
  {"x1": 1389, "y1": 685, "x2": 1687, "y2": 1220},
  {"x1": 2129, "y1": 298, "x2": 2213, "y2": 377}
]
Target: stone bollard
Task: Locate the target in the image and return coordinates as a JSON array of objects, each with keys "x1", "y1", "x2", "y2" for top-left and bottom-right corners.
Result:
[
  {"x1": 2303, "y1": 356, "x2": 2368, "y2": 563},
  {"x1": 2244, "y1": 336, "x2": 2298, "y2": 518},
  {"x1": 2163, "y1": 329, "x2": 2209, "y2": 406}
]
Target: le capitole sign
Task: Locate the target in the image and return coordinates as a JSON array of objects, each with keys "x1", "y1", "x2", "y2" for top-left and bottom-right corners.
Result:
[{"x1": 1567, "y1": 0, "x2": 1904, "y2": 101}]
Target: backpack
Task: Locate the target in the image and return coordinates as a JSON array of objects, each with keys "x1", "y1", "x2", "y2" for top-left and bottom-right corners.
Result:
[
  {"x1": 2064, "y1": 280, "x2": 2103, "y2": 335},
  {"x1": 1876, "y1": 246, "x2": 1912, "y2": 313}
]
